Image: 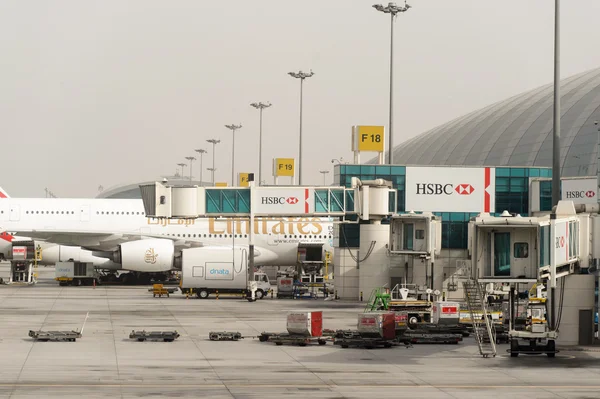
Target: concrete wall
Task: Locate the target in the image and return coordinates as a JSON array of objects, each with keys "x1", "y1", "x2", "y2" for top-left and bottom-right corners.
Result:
[
  {"x1": 553, "y1": 274, "x2": 595, "y2": 346},
  {"x1": 358, "y1": 224, "x2": 391, "y2": 301},
  {"x1": 332, "y1": 247, "x2": 359, "y2": 300}
]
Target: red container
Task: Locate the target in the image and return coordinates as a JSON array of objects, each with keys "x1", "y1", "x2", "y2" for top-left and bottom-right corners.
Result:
[
  {"x1": 286, "y1": 311, "x2": 323, "y2": 337},
  {"x1": 357, "y1": 312, "x2": 396, "y2": 339}
]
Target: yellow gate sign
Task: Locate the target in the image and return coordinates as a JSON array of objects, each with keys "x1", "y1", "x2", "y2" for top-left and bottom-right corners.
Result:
[
  {"x1": 215, "y1": 182, "x2": 228, "y2": 187},
  {"x1": 353, "y1": 125, "x2": 385, "y2": 152},
  {"x1": 274, "y1": 158, "x2": 295, "y2": 177},
  {"x1": 238, "y1": 173, "x2": 250, "y2": 187}
]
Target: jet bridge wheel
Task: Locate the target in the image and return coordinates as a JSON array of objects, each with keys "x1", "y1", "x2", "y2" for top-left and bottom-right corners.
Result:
[{"x1": 197, "y1": 290, "x2": 209, "y2": 299}]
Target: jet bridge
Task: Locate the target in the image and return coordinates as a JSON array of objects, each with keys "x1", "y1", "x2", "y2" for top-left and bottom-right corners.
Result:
[
  {"x1": 140, "y1": 178, "x2": 398, "y2": 301},
  {"x1": 388, "y1": 212, "x2": 442, "y2": 292},
  {"x1": 467, "y1": 200, "x2": 594, "y2": 353}
]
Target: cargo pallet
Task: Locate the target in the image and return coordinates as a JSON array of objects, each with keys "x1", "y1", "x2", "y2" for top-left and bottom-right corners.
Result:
[
  {"x1": 399, "y1": 331, "x2": 462, "y2": 344},
  {"x1": 129, "y1": 330, "x2": 180, "y2": 342},
  {"x1": 209, "y1": 331, "x2": 243, "y2": 341},
  {"x1": 28, "y1": 330, "x2": 82, "y2": 342},
  {"x1": 259, "y1": 332, "x2": 328, "y2": 346},
  {"x1": 332, "y1": 330, "x2": 400, "y2": 349}
]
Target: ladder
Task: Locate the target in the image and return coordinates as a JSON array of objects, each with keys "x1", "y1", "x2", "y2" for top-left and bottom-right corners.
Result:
[
  {"x1": 463, "y1": 280, "x2": 497, "y2": 358},
  {"x1": 364, "y1": 287, "x2": 391, "y2": 312}
]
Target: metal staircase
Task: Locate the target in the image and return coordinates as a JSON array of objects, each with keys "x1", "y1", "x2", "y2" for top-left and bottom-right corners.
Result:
[
  {"x1": 463, "y1": 280, "x2": 497, "y2": 358},
  {"x1": 364, "y1": 287, "x2": 391, "y2": 312}
]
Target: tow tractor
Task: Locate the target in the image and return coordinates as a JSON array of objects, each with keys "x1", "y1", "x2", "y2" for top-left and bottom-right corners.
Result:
[{"x1": 507, "y1": 283, "x2": 558, "y2": 357}]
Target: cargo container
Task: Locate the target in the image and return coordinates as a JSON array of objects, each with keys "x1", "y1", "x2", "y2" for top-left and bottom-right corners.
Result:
[
  {"x1": 286, "y1": 311, "x2": 323, "y2": 337},
  {"x1": 432, "y1": 301, "x2": 460, "y2": 325},
  {"x1": 357, "y1": 312, "x2": 396, "y2": 340}
]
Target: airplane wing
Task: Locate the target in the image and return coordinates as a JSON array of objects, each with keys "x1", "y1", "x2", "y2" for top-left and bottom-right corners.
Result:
[{"x1": 8, "y1": 229, "x2": 202, "y2": 252}]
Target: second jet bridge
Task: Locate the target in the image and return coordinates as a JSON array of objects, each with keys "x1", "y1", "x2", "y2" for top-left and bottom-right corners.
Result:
[{"x1": 469, "y1": 201, "x2": 584, "y2": 284}]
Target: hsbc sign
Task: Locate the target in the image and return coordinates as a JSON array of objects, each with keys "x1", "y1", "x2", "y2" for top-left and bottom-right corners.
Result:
[
  {"x1": 406, "y1": 167, "x2": 495, "y2": 213},
  {"x1": 261, "y1": 196, "x2": 299, "y2": 205},
  {"x1": 254, "y1": 188, "x2": 314, "y2": 215},
  {"x1": 561, "y1": 178, "x2": 597, "y2": 205}
]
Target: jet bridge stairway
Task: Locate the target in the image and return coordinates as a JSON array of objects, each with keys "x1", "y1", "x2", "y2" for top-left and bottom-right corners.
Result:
[{"x1": 463, "y1": 280, "x2": 497, "y2": 358}]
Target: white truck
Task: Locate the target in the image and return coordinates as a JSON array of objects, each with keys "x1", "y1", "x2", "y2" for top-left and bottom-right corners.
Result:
[
  {"x1": 55, "y1": 261, "x2": 99, "y2": 286},
  {"x1": 180, "y1": 246, "x2": 272, "y2": 299}
]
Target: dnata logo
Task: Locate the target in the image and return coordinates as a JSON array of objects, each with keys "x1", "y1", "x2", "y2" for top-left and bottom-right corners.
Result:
[
  {"x1": 565, "y1": 190, "x2": 596, "y2": 199},
  {"x1": 209, "y1": 269, "x2": 230, "y2": 275},
  {"x1": 415, "y1": 183, "x2": 475, "y2": 196},
  {"x1": 261, "y1": 196, "x2": 299, "y2": 205},
  {"x1": 144, "y1": 248, "x2": 158, "y2": 264}
]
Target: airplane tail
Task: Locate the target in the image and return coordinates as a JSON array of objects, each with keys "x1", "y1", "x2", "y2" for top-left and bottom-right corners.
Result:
[{"x1": 0, "y1": 187, "x2": 9, "y2": 198}]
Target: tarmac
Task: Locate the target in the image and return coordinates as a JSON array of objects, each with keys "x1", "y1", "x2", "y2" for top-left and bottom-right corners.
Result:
[{"x1": 1, "y1": 264, "x2": 600, "y2": 398}]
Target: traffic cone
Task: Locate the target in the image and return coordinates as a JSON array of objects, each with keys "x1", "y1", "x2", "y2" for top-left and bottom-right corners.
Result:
[{"x1": 216, "y1": 290, "x2": 219, "y2": 300}]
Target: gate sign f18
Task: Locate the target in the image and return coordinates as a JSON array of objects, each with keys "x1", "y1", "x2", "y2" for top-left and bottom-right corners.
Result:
[
  {"x1": 253, "y1": 187, "x2": 314, "y2": 215},
  {"x1": 405, "y1": 167, "x2": 495, "y2": 213}
]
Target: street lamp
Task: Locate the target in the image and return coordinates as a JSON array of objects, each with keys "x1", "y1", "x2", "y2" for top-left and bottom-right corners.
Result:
[
  {"x1": 225, "y1": 124, "x2": 242, "y2": 186},
  {"x1": 372, "y1": 1, "x2": 411, "y2": 165},
  {"x1": 250, "y1": 102, "x2": 272, "y2": 185},
  {"x1": 177, "y1": 163, "x2": 187, "y2": 178},
  {"x1": 194, "y1": 149, "x2": 207, "y2": 186},
  {"x1": 206, "y1": 139, "x2": 221, "y2": 186},
  {"x1": 319, "y1": 170, "x2": 329, "y2": 186},
  {"x1": 551, "y1": 0, "x2": 561, "y2": 208},
  {"x1": 185, "y1": 156, "x2": 196, "y2": 182},
  {"x1": 288, "y1": 70, "x2": 314, "y2": 185}
]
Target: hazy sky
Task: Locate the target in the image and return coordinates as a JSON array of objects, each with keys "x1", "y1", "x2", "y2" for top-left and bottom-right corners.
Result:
[{"x1": 1, "y1": 0, "x2": 599, "y2": 198}]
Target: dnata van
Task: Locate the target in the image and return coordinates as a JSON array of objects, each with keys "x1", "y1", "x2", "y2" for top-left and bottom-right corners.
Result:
[{"x1": 180, "y1": 246, "x2": 271, "y2": 299}]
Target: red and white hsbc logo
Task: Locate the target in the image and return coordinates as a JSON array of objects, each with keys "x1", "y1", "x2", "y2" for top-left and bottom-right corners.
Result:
[
  {"x1": 406, "y1": 167, "x2": 495, "y2": 213},
  {"x1": 261, "y1": 196, "x2": 299, "y2": 205}
]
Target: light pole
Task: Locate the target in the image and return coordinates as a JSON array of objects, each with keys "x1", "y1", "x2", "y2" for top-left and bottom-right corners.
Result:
[
  {"x1": 551, "y1": 0, "x2": 561, "y2": 208},
  {"x1": 185, "y1": 156, "x2": 196, "y2": 183},
  {"x1": 288, "y1": 70, "x2": 314, "y2": 185},
  {"x1": 319, "y1": 170, "x2": 329, "y2": 186},
  {"x1": 177, "y1": 163, "x2": 187, "y2": 178},
  {"x1": 195, "y1": 149, "x2": 207, "y2": 186},
  {"x1": 225, "y1": 124, "x2": 242, "y2": 186},
  {"x1": 372, "y1": 2, "x2": 411, "y2": 165},
  {"x1": 250, "y1": 102, "x2": 272, "y2": 185},
  {"x1": 206, "y1": 139, "x2": 221, "y2": 186}
]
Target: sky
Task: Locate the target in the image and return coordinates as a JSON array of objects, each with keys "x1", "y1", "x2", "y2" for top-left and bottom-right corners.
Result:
[{"x1": 1, "y1": 0, "x2": 599, "y2": 198}]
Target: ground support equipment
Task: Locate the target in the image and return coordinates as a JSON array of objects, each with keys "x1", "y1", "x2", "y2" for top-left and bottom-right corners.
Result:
[
  {"x1": 332, "y1": 330, "x2": 406, "y2": 349},
  {"x1": 258, "y1": 332, "x2": 328, "y2": 346},
  {"x1": 129, "y1": 330, "x2": 180, "y2": 342},
  {"x1": 209, "y1": 331, "x2": 243, "y2": 341},
  {"x1": 508, "y1": 330, "x2": 558, "y2": 358},
  {"x1": 28, "y1": 330, "x2": 82, "y2": 342},
  {"x1": 398, "y1": 330, "x2": 462, "y2": 345},
  {"x1": 151, "y1": 284, "x2": 171, "y2": 297}
]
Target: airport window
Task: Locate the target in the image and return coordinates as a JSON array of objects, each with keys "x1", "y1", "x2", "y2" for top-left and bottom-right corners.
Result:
[
  {"x1": 415, "y1": 230, "x2": 425, "y2": 240},
  {"x1": 514, "y1": 243, "x2": 529, "y2": 258},
  {"x1": 244, "y1": 234, "x2": 248, "y2": 238}
]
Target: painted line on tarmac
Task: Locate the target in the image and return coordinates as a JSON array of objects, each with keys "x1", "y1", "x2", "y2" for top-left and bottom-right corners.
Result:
[{"x1": 2, "y1": 384, "x2": 600, "y2": 389}]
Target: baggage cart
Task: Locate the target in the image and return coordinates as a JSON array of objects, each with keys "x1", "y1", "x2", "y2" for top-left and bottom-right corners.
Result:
[{"x1": 129, "y1": 330, "x2": 180, "y2": 342}]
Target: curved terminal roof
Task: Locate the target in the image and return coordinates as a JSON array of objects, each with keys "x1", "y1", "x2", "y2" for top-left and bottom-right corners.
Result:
[{"x1": 392, "y1": 67, "x2": 600, "y2": 177}]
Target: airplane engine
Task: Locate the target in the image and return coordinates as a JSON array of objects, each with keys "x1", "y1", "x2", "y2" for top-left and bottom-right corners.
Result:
[{"x1": 116, "y1": 239, "x2": 174, "y2": 272}]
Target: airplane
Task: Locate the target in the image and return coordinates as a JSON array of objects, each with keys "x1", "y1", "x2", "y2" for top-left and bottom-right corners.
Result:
[{"x1": 0, "y1": 187, "x2": 334, "y2": 284}]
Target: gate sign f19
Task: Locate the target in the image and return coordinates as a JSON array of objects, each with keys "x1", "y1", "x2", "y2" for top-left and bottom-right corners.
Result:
[
  {"x1": 253, "y1": 187, "x2": 314, "y2": 215},
  {"x1": 405, "y1": 167, "x2": 495, "y2": 213}
]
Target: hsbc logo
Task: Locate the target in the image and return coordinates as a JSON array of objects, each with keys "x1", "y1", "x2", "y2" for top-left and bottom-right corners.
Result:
[
  {"x1": 261, "y1": 196, "x2": 299, "y2": 205},
  {"x1": 455, "y1": 184, "x2": 475, "y2": 195},
  {"x1": 415, "y1": 183, "x2": 475, "y2": 196}
]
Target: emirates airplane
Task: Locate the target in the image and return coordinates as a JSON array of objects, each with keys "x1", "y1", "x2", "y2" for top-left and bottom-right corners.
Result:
[{"x1": 0, "y1": 187, "x2": 334, "y2": 284}]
